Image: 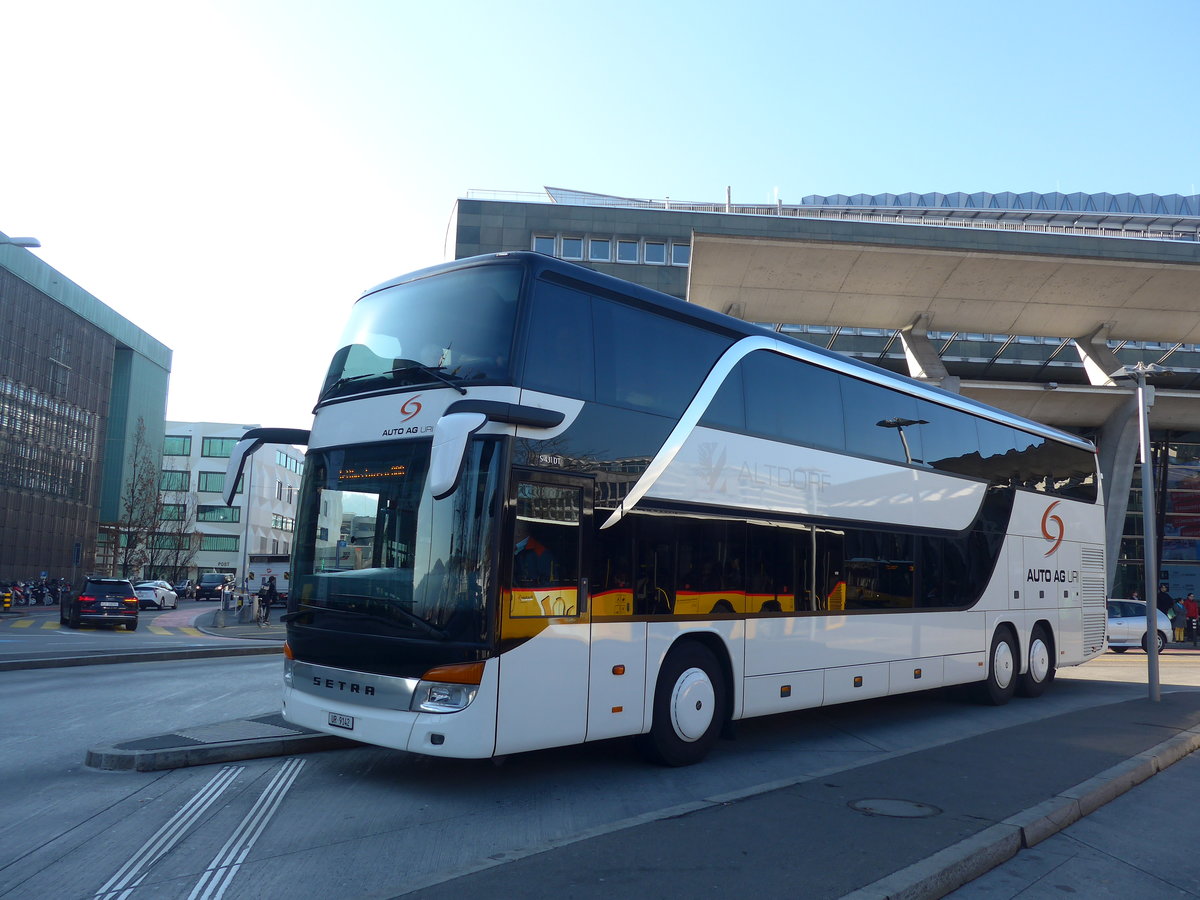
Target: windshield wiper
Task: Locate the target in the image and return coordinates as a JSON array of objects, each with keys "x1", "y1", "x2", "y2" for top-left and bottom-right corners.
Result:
[
  {"x1": 304, "y1": 595, "x2": 449, "y2": 640},
  {"x1": 320, "y1": 360, "x2": 467, "y2": 401}
]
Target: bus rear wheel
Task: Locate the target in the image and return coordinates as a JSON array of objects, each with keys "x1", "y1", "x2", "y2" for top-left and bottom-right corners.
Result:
[
  {"x1": 637, "y1": 642, "x2": 727, "y2": 767},
  {"x1": 1017, "y1": 624, "x2": 1055, "y2": 698},
  {"x1": 977, "y1": 627, "x2": 1017, "y2": 706}
]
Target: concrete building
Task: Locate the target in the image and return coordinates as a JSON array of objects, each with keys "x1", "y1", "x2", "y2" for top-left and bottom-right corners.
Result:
[
  {"x1": 0, "y1": 234, "x2": 170, "y2": 581},
  {"x1": 161, "y1": 421, "x2": 304, "y2": 586},
  {"x1": 450, "y1": 188, "x2": 1200, "y2": 598}
]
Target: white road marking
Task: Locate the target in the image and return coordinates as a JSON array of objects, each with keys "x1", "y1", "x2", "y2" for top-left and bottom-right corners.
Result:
[
  {"x1": 94, "y1": 766, "x2": 244, "y2": 900},
  {"x1": 187, "y1": 758, "x2": 306, "y2": 900}
]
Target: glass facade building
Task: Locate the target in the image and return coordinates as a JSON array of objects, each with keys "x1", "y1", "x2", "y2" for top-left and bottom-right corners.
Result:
[{"x1": 0, "y1": 238, "x2": 170, "y2": 580}]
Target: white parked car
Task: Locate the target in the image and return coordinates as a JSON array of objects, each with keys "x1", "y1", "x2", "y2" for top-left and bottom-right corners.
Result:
[
  {"x1": 1106, "y1": 599, "x2": 1171, "y2": 653},
  {"x1": 134, "y1": 580, "x2": 178, "y2": 610}
]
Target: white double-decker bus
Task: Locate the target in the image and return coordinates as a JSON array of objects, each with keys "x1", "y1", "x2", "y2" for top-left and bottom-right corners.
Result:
[{"x1": 227, "y1": 251, "x2": 1107, "y2": 766}]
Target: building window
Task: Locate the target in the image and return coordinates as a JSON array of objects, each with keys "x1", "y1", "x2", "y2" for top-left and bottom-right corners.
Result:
[
  {"x1": 160, "y1": 470, "x2": 189, "y2": 491},
  {"x1": 197, "y1": 504, "x2": 240, "y2": 522},
  {"x1": 560, "y1": 237, "x2": 584, "y2": 260},
  {"x1": 287, "y1": 485, "x2": 294, "y2": 504},
  {"x1": 163, "y1": 435, "x2": 192, "y2": 456},
  {"x1": 271, "y1": 513, "x2": 296, "y2": 531},
  {"x1": 533, "y1": 235, "x2": 555, "y2": 255},
  {"x1": 644, "y1": 241, "x2": 667, "y2": 265},
  {"x1": 160, "y1": 504, "x2": 186, "y2": 521},
  {"x1": 272, "y1": 539, "x2": 279, "y2": 554},
  {"x1": 201, "y1": 535, "x2": 239, "y2": 553},
  {"x1": 201, "y1": 437, "x2": 238, "y2": 458},
  {"x1": 588, "y1": 238, "x2": 612, "y2": 261},
  {"x1": 617, "y1": 240, "x2": 639, "y2": 263},
  {"x1": 276, "y1": 480, "x2": 283, "y2": 500},
  {"x1": 671, "y1": 243, "x2": 691, "y2": 266},
  {"x1": 198, "y1": 471, "x2": 242, "y2": 493}
]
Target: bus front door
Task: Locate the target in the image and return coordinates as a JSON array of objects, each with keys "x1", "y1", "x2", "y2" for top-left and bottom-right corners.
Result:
[{"x1": 494, "y1": 473, "x2": 592, "y2": 755}]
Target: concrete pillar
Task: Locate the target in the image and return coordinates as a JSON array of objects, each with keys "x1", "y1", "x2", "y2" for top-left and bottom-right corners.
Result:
[
  {"x1": 1076, "y1": 323, "x2": 1124, "y2": 387},
  {"x1": 899, "y1": 314, "x2": 959, "y2": 393},
  {"x1": 1097, "y1": 392, "x2": 1141, "y2": 593}
]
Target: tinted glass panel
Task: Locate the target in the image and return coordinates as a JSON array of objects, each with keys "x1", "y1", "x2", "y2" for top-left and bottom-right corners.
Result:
[
  {"x1": 842, "y1": 378, "x2": 922, "y2": 464},
  {"x1": 699, "y1": 366, "x2": 745, "y2": 431},
  {"x1": 322, "y1": 264, "x2": 522, "y2": 400},
  {"x1": 976, "y1": 419, "x2": 1019, "y2": 485},
  {"x1": 671, "y1": 244, "x2": 691, "y2": 266},
  {"x1": 744, "y1": 353, "x2": 844, "y2": 450},
  {"x1": 645, "y1": 242, "x2": 666, "y2": 264},
  {"x1": 916, "y1": 399, "x2": 980, "y2": 475},
  {"x1": 523, "y1": 282, "x2": 595, "y2": 401},
  {"x1": 561, "y1": 237, "x2": 583, "y2": 259},
  {"x1": 533, "y1": 235, "x2": 555, "y2": 254},
  {"x1": 592, "y1": 300, "x2": 729, "y2": 416},
  {"x1": 617, "y1": 240, "x2": 638, "y2": 262}
]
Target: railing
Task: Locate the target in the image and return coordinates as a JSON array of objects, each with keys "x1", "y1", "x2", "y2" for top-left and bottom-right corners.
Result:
[{"x1": 464, "y1": 190, "x2": 1200, "y2": 242}]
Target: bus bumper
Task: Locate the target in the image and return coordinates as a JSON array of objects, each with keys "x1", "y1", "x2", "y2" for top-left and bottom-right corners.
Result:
[{"x1": 281, "y1": 659, "x2": 499, "y2": 759}]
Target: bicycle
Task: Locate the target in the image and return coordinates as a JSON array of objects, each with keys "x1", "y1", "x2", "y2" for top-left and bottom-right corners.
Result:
[{"x1": 255, "y1": 593, "x2": 271, "y2": 628}]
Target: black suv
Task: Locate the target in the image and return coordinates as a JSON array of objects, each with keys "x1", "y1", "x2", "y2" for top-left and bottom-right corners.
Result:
[
  {"x1": 196, "y1": 573, "x2": 232, "y2": 600},
  {"x1": 61, "y1": 577, "x2": 139, "y2": 630}
]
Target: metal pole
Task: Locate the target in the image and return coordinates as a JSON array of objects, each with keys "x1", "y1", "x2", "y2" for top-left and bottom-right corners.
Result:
[{"x1": 1136, "y1": 369, "x2": 1161, "y2": 702}]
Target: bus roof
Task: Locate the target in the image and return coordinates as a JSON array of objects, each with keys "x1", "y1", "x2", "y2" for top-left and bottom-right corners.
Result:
[{"x1": 362, "y1": 252, "x2": 1094, "y2": 453}]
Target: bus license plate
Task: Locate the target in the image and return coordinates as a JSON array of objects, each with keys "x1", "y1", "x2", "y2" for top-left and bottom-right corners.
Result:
[{"x1": 328, "y1": 712, "x2": 354, "y2": 731}]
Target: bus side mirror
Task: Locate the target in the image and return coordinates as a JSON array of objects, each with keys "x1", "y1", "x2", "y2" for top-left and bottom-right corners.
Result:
[
  {"x1": 429, "y1": 412, "x2": 487, "y2": 500},
  {"x1": 223, "y1": 427, "x2": 311, "y2": 506}
]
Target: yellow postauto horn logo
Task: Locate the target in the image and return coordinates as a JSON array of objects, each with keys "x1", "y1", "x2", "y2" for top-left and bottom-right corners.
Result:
[{"x1": 1041, "y1": 500, "x2": 1065, "y2": 556}]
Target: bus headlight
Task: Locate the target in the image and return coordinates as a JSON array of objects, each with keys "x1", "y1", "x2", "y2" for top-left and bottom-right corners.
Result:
[
  {"x1": 411, "y1": 681, "x2": 479, "y2": 713},
  {"x1": 410, "y1": 662, "x2": 484, "y2": 714}
]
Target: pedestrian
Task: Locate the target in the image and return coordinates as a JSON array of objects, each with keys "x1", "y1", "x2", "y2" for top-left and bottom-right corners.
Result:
[
  {"x1": 1173, "y1": 596, "x2": 1187, "y2": 643},
  {"x1": 1185, "y1": 593, "x2": 1199, "y2": 647},
  {"x1": 1158, "y1": 583, "x2": 1175, "y2": 616}
]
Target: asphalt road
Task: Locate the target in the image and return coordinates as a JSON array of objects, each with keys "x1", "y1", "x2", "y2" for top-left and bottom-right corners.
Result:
[
  {"x1": 1, "y1": 647, "x2": 1194, "y2": 899},
  {"x1": 2, "y1": 609, "x2": 1200, "y2": 897}
]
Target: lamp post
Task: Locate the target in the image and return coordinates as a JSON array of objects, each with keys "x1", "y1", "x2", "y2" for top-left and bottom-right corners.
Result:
[
  {"x1": 1112, "y1": 362, "x2": 1168, "y2": 702},
  {"x1": 877, "y1": 417, "x2": 928, "y2": 465},
  {"x1": 0, "y1": 236, "x2": 41, "y2": 248}
]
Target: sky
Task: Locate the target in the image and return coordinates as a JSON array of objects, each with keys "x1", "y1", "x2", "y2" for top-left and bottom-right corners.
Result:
[{"x1": 1, "y1": 0, "x2": 1197, "y2": 431}]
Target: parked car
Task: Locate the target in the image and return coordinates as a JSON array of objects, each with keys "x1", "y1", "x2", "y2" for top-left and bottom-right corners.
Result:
[
  {"x1": 1106, "y1": 599, "x2": 1172, "y2": 653},
  {"x1": 60, "y1": 577, "x2": 139, "y2": 630},
  {"x1": 134, "y1": 580, "x2": 178, "y2": 610},
  {"x1": 196, "y1": 573, "x2": 232, "y2": 600},
  {"x1": 173, "y1": 579, "x2": 196, "y2": 600}
]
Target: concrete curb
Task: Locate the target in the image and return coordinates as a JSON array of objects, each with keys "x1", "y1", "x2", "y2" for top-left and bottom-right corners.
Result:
[
  {"x1": 85, "y1": 715, "x2": 359, "y2": 772},
  {"x1": 0, "y1": 644, "x2": 281, "y2": 672},
  {"x1": 841, "y1": 728, "x2": 1200, "y2": 899}
]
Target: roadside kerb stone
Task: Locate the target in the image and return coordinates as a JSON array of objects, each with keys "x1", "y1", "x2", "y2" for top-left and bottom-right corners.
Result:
[
  {"x1": 0, "y1": 644, "x2": 280, "y2": 671},
  {"x1": 86, "y1": 714, "x2": 359, "y2": 771}
]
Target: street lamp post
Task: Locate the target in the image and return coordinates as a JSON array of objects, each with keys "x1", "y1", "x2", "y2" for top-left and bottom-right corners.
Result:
[
  {"x1": 0, "y1": 236, "x2": 41, "y2": 248},
  {"x1": 877, "y1": 417, "x2": 928, "y2": 465},
  {"x1": 1112, "y1": 362, "x2": 1168, "y2": 702}
]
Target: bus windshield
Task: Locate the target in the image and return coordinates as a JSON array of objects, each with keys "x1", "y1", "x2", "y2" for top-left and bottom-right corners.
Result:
[
  {"x1": 291, "y1": 440, "x2": 501, "y2": 648},
  {"x1": 320, "y1": 264, "x2": 523, "y2": 402}
]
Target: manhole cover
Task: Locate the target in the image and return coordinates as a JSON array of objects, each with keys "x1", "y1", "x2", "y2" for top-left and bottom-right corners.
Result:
[{"x1": 849, "y1": 798, "x2": 942, "y2": 818}]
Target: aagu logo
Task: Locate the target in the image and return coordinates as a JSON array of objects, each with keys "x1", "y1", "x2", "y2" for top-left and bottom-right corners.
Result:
[
  {"x1": 400, "y1": 395, "x2": 423, "y2": 422},
  {"x1": 1041, "y1": 500, "x2": 1064, "y2": 556}
]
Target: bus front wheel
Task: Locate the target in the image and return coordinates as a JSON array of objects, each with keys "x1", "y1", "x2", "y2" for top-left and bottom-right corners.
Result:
[
  {"x1": 637, "y1": 642, "x2": 727, "y2": 767},
  {"x1": 1016, "y1": 624, "x2": 1055, "y2": 698},
  {"x1": 977, "y1": 628, "x2": 1017, "y2": 706}
]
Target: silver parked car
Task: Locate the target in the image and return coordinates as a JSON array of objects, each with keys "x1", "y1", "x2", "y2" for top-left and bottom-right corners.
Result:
[{"x1": 1106, "y1": 599, "x2": 1171, "y2": 653}]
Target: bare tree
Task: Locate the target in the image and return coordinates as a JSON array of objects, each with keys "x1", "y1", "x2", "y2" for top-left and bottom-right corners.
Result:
[
  {"x1": 114, "y1": 417, "x2": 161, "y2": 579},
  {"x1": 146, "y1": 490, "x2": 202, "y2": 582}
]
